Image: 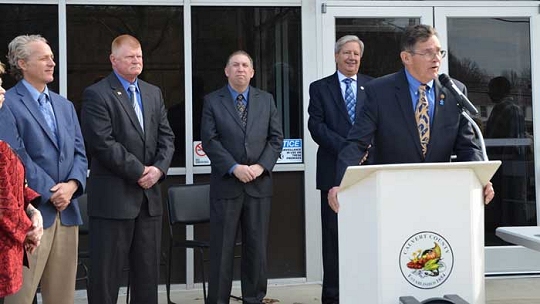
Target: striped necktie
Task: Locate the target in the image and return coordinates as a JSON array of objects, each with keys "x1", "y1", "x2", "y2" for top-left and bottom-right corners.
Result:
[
  {"x1": 129, "y1": 84, "x2": 144, "y2": 131},
  {"x1": 343, "y1": 78, "x2": 356, "y2": 123}
]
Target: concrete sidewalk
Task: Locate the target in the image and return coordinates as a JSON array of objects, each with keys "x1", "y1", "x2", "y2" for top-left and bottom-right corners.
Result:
[{"x1": 66, "y1": 276, "x2": 540, "y2": 304}]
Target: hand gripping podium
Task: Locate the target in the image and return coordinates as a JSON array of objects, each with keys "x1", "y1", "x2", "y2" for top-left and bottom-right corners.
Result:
[{"x1": 337, "y1": 161, "x2": 500, "y2": 304}]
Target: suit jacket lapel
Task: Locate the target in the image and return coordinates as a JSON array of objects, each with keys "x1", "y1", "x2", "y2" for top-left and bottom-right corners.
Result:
[
  {"x1": 245, "y1": 86, "x2": 261, "y2": 132},
  {"x1": 49, "y1": 94, "x2": 65, "y2": 150},
  {"x1": 107, "y1": 74, "x2": 144, "y2": 139},
  {"x1": 395, "y1": 70, "x2": 423, "y2": 157},
  {"x1": 355, "y1": 74, "x2": 370, "y2": 118},
  {"x1": 430, "y1": 79, "x2": 445, "y2": 147},
  {"x1": 139, "y1": 81, "x2": 152, "y2": 140},
  {"x1": 16, "y1": 82, "x2": 59, "y2": 150},
  {"x1": 218, "y1": 86, "x2": 245, "y2": 131},
  {"x1": 327, "y1": 73, "x2": 351, "y2": 124}
]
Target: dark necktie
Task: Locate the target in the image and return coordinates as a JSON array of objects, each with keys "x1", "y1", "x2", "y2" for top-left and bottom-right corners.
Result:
[
  {"x1": 38, "y1": 93, "x2": 58, "y2": 144},
  {"x1": 415, "y1": 84, "x2": 430, "y2": 157},
  {"x1": 129, "y1": 84, "x2": 144, "y2": 131},
  {"x1": 236, "y1": 94, "x2": 247, "y2": 127},
  {"x1": 343, "y1": 78, "x2": 356, "y2": 123}
]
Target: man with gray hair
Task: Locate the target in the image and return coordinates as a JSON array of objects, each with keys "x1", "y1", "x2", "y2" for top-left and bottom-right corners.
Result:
[
  {"x1": 307, "y1": 35, "x2": 372, "y2": 304},
  {"x1": 3, "y1": 34, "x2": 87, "y2": 304}
]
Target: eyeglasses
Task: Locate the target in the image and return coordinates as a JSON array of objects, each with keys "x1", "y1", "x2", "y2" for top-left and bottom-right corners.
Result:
[{"x1": 409, "y1": 50, "x2": 447, "y2": 59}]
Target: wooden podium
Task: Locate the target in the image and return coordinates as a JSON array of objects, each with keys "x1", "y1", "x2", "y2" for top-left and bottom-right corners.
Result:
[{"x1": 337, "y1": 161, "x2": 500, "y2": 304}]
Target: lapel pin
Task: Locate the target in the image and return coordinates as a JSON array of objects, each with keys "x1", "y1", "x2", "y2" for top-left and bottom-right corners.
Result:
[
  {"x1": 117, "y1": 91, "x2": 122, "y2": 96},
  {"x1": 439, "y1": 94, "x2": 445, "y2": 106},
  {"x1": 360, "y1": 86, "x2": 365, "y2": 90}
]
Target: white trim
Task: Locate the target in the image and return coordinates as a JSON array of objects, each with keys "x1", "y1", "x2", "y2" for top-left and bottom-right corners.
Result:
[
  {"x1": 66, "y1": 0, "x2": 184, "y2": 4},
  {"x1": 323, "y1": 1, "x2": 539, "y2": 8},
  {"x1": 303, "y1": 0, "x2": 323, "y2": 283},
  {"x1": 190, "y1": 0, "x2": 299, "y2": 6},
  {"x1": 58, "y1": 0, "x2": 68, "y2": 97},
  {"x1": 183, "y1": 0, "x2": 195, "y2": 289}
]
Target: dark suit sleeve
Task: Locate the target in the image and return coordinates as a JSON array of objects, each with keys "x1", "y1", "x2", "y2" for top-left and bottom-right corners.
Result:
[
  {"x1": 152, "y1": 89, "x2": 175, "y2": 178},
  {"x1": 201, "y1": 95, "x2": 239, "y2": 177},
  {"x1": 307, "y1": 81, "x2": 346, "y2": 155},
  {"x1": 81, "y1": 87, "x2": 145, "y2": 181},
  {"x1": 335, "y1": 84, "x2": 378, "y2": 185},
  {"x1": 65, "y1": 102, "x2": 88, "y2": 197},
  {"x1": 452, "y1": 84, "x2": 484, "y2": 161},
  {"x1": 255, "y1": 94, "x2": 283, "y2": 171}
]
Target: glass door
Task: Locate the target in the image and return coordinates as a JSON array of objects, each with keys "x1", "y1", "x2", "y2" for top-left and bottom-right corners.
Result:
[
  {"x1": 321, "y1": 1, "x2": 540, "y2": 274},
  {"x1": 435, "y1": 5, "x2": 540, "y2": 274},
  {"x1": 320, "y1": 5, "x2": 433, "y2": 78}
]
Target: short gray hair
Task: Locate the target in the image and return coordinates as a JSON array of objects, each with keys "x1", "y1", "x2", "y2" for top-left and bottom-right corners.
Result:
[
  {"x1": 335, "y1": 35, "x2": 365, "y2": 57},
  {"x1": 7, "y1": 34, "x2": 49, "y2": 80}
]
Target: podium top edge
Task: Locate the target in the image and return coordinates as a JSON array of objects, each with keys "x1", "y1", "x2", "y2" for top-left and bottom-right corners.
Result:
[{"x1": 339, "y1": 160, "x2": 501, "y2": 190}]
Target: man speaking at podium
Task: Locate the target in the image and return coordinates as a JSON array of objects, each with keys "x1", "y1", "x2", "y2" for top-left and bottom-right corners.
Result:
[{"x1": 328, "y1": 24, "x2": 495, "y2": 211}]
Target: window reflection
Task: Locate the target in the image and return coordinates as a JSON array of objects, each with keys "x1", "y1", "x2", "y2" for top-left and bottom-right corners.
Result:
[
  {"x1": 66, "y1": 5, "x2": 184, "y2": 165},
  {"x1": 448, "y1": 18, "x2": 535, "y2": 245},
  {"x1": 336, "y1": 18, "x2": 420, "y2": 77},
  {"x1": 191, "y1": 6, "x2": 303, "y2": 143},
  {"x1": 0, "y1": 4, "x2": 59, "y2": 92}
]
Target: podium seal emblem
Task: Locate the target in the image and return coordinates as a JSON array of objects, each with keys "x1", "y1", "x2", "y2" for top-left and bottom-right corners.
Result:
[{"x1": 399, "y1": 231, "x2": 454, "y2": 289}]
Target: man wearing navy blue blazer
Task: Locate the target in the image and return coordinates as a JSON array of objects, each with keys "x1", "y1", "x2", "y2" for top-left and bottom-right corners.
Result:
[
  {"x1": 307, "y1": 35, "x2": 372, "y2": 304},
  {"x1": 201, "y1": 50, "x2": 283, "y2": 304},
  {"x1": 4, "y1": 35, "x2": 88, "y2": 304},
  {"x1": 328, "y1": 24, "x2": 495, "y2": 212},
  {"x1": 81, "y1": 35, "x2": 174, "y2": 304}
]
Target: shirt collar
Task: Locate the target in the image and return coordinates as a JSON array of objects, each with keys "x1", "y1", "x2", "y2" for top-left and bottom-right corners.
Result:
[
  {"x1": 404, "y1": 69, "x2": 434, "y2": 92},
  {"x1": 337, "y1": 71, "x2": 357, "y2": 82},
  {"x1": 227, "y1": 84, "x2": 250, "y2": 102},
  {"x1": 22, "y1": 79, "x2": 50, "y2": 103},
  {"x1": 114, "y1": 70, "x2": 139, "y2": 93}
]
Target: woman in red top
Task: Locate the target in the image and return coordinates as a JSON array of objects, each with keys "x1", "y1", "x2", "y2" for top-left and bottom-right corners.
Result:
[{"x1": 0, "y1": 61, "x2": 43, "y2": 302}]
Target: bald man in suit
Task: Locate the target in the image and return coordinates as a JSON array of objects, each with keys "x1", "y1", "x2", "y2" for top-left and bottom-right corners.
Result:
[{"x1": 201, "y1": 50, "x2": 283, "y2": 304}]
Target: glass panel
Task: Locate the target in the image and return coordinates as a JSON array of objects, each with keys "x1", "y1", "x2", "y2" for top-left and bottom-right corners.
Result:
[
  {"x1": 66, "y1": 5, "x2": 184, "y2": 166},
  {"x1": 447, "y1": 18, "x2": 535, "y2": 246},
  {"x1": 191, "y1": 6, "x2": 303, "y2": 143},
  {"x1": 0, "y1": 4, "x2": 59, "y2": 92},
  {"x1": 336, "y1": 18, "x2": 420, "y2": 77}
]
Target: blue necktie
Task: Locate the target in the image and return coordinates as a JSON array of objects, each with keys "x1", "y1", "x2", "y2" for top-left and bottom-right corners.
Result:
[
  {"x1": 38, "y1": 93, "x2": 58, "y2": 144},
  {"x1": 129, "y1": 84, "x2": 144, "y2": 131},
  {"x1": 343, "y1": 78, "x2": 356, "y2": 123}
]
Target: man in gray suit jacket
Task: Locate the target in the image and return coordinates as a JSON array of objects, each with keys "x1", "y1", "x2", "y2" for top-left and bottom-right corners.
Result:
[
  {"x1": 201, "y1": 50, "x2": 283, "y2": 304},
  {"x1": 81, "y1": 34, "x2": 174, "y2": 304},
  {"x1": 4, "y1": 35, "x2": 87, "y2": 304}
]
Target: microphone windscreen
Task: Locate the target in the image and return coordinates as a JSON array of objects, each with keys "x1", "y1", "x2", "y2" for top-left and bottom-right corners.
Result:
[{"x1": 438, "y1": 73, "x2": 451, "y2": 86}]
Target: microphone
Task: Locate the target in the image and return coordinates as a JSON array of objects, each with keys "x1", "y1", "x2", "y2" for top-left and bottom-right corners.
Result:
[{"x1": 438, "y1": 74, "x2": 479, "y2": 115}]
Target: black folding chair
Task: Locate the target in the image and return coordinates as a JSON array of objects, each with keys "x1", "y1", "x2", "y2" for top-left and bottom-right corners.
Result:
[
  {"x1": 166, "y1": 183, "x2": 242, "y2": 304},
  {"x1": 76, "y1": 194, "x2": 90, "y2": 294},
  {"x1": 166, "y1": 183, "x2": 211, "y2": 304}
]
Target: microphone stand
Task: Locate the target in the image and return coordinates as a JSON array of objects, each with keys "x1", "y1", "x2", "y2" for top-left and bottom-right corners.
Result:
[{"x1": 459, "y1": 108, "x2": 489, "y2": 161}]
